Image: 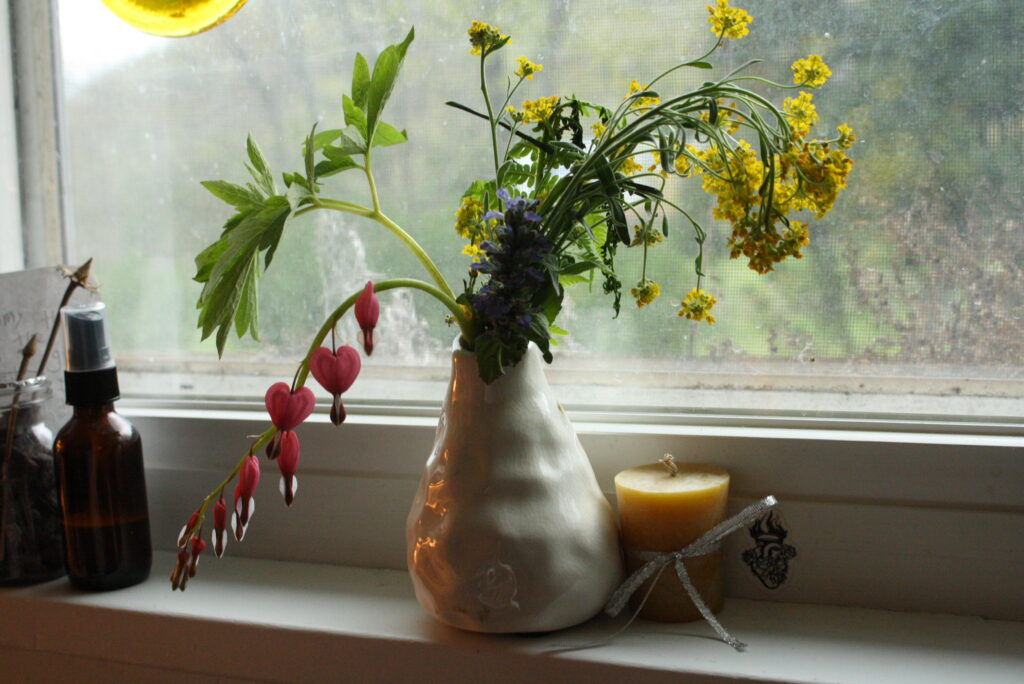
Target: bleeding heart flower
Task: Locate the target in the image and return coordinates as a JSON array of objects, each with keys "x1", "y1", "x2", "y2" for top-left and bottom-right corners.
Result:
[
  {"x1": 232, "y1": 454, "x2": 260, "y2": 541},
  {"x1": 212, "y1": 497, "x2": 228, "y2": 558},
  {"x1": 278, "y1": 430, "x2": 300, "y2": 506},
  {"x1": 310, "y1": 345, "x2": 361, "y2": 425},
  {"x1": 264, "y1": 382, "x2": 316, "y2": 432},
  {"x1": 355, "y1": 281, "x2": 380, "y2": 355}
]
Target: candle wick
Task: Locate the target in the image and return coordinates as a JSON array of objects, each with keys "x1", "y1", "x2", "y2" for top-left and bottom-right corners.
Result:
[{"x1": 660, "y1": 453, "x2": 678, "y2": 477}]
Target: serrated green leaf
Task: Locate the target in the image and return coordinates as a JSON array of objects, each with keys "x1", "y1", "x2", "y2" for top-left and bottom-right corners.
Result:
[
  {"x1": 352, "y1": 53, "x2": 370, "y2": 109},
  {"x1": 314, "y1": 156, "x2": 360, "y2": 179},
  {"x1": 201, "y1": 180, "x2": 263, "y2": 210},
  {"x1": 246, "y1": 135, "x2": 275, "y2": 195},
  {"x1": 193, "y1": 236, "x2": 230, "y2": 284},
  {"x1": 342, "y1": 94, "x2": 368, "y2": 138},
  {"x1": 196, "y1": 196, "x2": 290, "y2": 354},
  {"x1": 558, "y1": 273, "x2": 590, "y2": 287},
  {"x1": 370, "y1": 120, "x2": 408, "y2": 148},
  {"x1": 365, "y1": 28, "x2": 414, "y2": 145}
]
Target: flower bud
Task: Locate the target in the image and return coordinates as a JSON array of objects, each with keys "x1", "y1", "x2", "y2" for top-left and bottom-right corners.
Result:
[
  {"x1": 278, "y1": 430, "x2": 300, "y2": 507},
  {"x1": 354, "y1": 281, "x2": 380, "y2": 355},
  {"x1": 212, "y1": 497, "x2": 228, "y2": 558}
]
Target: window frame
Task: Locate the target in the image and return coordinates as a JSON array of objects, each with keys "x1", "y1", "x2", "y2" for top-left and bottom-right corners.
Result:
[{"x1": 8, "y1": 1, "x2": 1024, "y2": 620}]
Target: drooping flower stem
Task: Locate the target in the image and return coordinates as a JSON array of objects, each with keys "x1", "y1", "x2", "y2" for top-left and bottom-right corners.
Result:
[
  {"x1": 298, "y1": 199, "x2": 457, "y2": 302},
  {"x1": 179, "y1": 277, "x2": 473, "y2": 549},
  {"x1": 479, "y1": 55, "x2": 501, "y2": 186}
]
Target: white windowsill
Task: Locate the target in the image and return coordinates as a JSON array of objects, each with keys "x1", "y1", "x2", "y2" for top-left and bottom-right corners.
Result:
[{"x1": 1, "y1": 551, "x2": 1022, "y2": 684}]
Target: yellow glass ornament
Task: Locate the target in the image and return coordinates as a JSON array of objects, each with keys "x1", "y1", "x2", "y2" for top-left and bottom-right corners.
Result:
[{"x1": 98, "y1": 0, "x2": 249, "y2": 37}]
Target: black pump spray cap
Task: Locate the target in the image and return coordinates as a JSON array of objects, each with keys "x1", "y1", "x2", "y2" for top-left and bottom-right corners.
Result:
[{"x1": 62, "y1": 302, "x2": 120, "y2": 405}]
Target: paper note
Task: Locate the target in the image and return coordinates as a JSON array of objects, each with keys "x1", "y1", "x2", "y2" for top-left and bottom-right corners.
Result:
[{"x1": 0, "y1": 266, "x2": 100, "y2": 427}]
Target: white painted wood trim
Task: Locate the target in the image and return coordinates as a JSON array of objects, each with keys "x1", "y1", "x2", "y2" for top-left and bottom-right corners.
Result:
[
  {"x1": 1, "y1": 552, "x2": 1022, "y2": 684},
  {"x1": 125, "y1": 406, "x2": 1024, "y2": 621}
]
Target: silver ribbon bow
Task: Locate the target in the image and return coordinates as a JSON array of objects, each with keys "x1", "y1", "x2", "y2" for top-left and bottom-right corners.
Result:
[{"x1": 604, "y1": 495, "x2": 779, "y2": 652}]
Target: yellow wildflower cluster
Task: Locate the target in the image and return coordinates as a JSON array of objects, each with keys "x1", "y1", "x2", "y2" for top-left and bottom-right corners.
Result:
[
  {"x1": 468, "y1": 21, "x2": 508, "y2": 56},
  {"x1": 836, "y1": 123, "x2": 856, "y2": 149},
  {"x1": 791, "y1": 54, "x2": 831, "y2": 88},
  {"x1": 631, "y1": 279, "x2": 661, "y2": 308},
  {"x1": 592, "y1": 120, "x2": 607, "y2": 139},
  {"x1": 518, "y1": 95, "x2": 559, "y2": 124},
  {"x1": 777, "y1": 137, "x2": 854, "y2": 219},
  {"x1": 454, "y1": 196, "x2": 489, "y2": 262},
  {"x1": 515, "y1": 56, "x2": 542, "y2": 80},
  {"x1": 631, "y1": 224, "x2": 664, "y2": 247},
  {"x1": 678, "y1": 288, "x2": 717, "y2": 324},
  {"x1": 628, "y1": 80, "x2": 660, "y2": 110},
  {"x1": 707, "y1": 0, "x2": 752, "y2": 40},
  {"x1": 783, "y1": 91, "x2": 817, "y2": 137},
  {"x1": 618, "y1": 154, "x2": 644, "y2": 176}
]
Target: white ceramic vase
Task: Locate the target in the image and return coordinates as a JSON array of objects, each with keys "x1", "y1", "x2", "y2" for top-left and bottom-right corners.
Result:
[{"x1": 406, "y1": 343, "x2": 623, "y2": 633}]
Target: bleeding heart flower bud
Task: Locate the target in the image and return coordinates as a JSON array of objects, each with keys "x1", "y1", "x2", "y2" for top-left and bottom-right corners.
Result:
[
  {"x1": 189, "y1": 536, "x2": 206, "y2": 577},
  {"x1": 212, "y1": 497, "x2": 228, "y2": 558},
  {"x1": 177, "y1": 509, "x2": 199, "y2": 548},
  {"x1": 264, "y1": 382, "x2": 316, "y2": 432},
  {"x1": 354, "y1": 281, "x2": 380, "y2": 355},
  {"x1": 278, "y1": 430, "x2": 300, "y2": 506},
  {"x1": 171, "y1": 547, "x2": 191, "y2": 590},
  {"x1": 232, "y1": 454, "x2": 260, "y2": 541}
]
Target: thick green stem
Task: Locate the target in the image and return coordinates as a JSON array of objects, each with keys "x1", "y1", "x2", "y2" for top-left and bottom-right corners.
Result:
[
  {"x1": 480, "y1": 55, "x2": 501, "y2": 187},
  {"x1": 299, "y1": 198, "x2": 456, "y2": 301}
]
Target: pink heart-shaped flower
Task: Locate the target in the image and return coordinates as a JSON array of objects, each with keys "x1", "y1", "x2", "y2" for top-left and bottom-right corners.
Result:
[
  {"x1": 264, "y1": 382, "x2": 316, "y2": 431},
  {"x1": 310, "y1": 346, "x2": 361, "y2": 397}
]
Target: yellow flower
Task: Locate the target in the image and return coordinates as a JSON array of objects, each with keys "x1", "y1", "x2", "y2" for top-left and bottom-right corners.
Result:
[
  {"x1": 521, "y1": 95, "x2": 559, "y2": 124},
  {"x1": 628, "y1": 80, "x2": 660, "y2": 110},
  {"x1": 678, "y1": 288, "x2": 717, "y2": 324},
  {"x1": 454, "y1": 196, "x2": 484, "y2": 240},
  {"x1": 836, "y1": 123, "x2": 856, "y2": 149},
  {"x1": 461, "y1": 243, "x2": 486, "y2": 260},
  {"x1": 631, "y1": 279, "x2": 661, "y2": 308},
  {"x1": 783, "y1": 91, "x2": 818, "y2": 137},
  {"x1": 631, "y1": 224, "x2": 664, "y2": 247},
  {"x1": 707, "y1": 0, "x2": 752, "y2": 40},
  {"x1": 592, "y1": 120, "x2": 607, "y2": 139},
  {"x1": 618, "y1": 155, "x2": 644, "y2": 176},
  {"x1": 791, "y1": 55, "x2": 831, "y2": 88},
  {"x1": 515, "y1": 56, "x2": 542, "y2": 80},
  {"x1": 468, "y1": 21, "x2": 508, "y2": 56}
]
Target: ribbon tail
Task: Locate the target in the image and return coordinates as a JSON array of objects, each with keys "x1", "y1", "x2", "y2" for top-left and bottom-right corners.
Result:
[
  {"x1": 674, "y1": 558, "x2": 746, "y2": 652},
  {"x1": 605, "y1": 554, "x2": 671, "y2": 617}
]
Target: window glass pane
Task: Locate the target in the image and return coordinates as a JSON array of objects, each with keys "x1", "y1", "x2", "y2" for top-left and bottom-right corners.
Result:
[{"x1": 55, "y1": 1, "x2": 1024, "y2": 419}]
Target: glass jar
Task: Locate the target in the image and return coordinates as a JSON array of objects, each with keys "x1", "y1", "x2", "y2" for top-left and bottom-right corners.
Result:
[{"x1": 0, "y1": 376, "x2": 65, "y2": 584}]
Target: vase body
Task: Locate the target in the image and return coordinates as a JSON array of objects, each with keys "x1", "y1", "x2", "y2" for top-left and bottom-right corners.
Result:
[
  {"x1": 406, "y1": 344, "x2": 622, "y2": 633},
  {"x1": 0, "y1": 377, "x2": 66, "y2": 585}
]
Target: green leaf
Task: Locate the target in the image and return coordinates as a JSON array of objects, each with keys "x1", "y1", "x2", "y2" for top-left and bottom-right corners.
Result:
[
  {"x1": 351, "y1": 53, "x2": 370, "y2": 109},
  {"x1": 558, "y1": 273, "x2": 590, "y2": 287},
  {"x1": 246, "y1": 135, "x2": 275, "y2": 196},
  {"x1": 311, "y1": 128, "x2": 343, "y2": 151},
  {"x1": 365, "y1": 27, "x2": 415, "y2": 144},
  {"x1": 196, "y1": 196, "x2": 291, "y2": 354},
  {"x1": 560, "y1": 260, "x2": 600, "y2": 276},
  {"x1": 370, "y1": 120, "x2": 408, "y2": 148},
  {"x1": 684, "y1": 61, "x2": 713, "y2": 69},
  {"x1": 201, "y1": 180, "x2": 263, "y2": 210},
  {"x1": 342, "y1": 94, "x2": 368, "y2": 138},
  {"x1": 304, "y1": 123, "x2": 318, "y2": 186},
  {"x1": 314, "y1": 156, "x2": 360, "y2": 179},
  {"x1": 550, "y1": 323, "x2": 569, "y2": 336},
  {"x1": 286, "y1": 181, "x2": 314, "y2": 211},
  {"x1": 234, "y1": 253, "x2": 260, "y2": 338}
]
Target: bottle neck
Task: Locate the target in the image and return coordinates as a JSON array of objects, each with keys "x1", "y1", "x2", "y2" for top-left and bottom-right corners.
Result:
[{"x1": 72, "y1": 403, "x2": 116, "y2": 418}]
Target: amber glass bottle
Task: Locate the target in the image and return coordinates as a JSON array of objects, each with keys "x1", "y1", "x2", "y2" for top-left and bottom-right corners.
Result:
[{"x1": 53, "y1": 303, "x2": 151, "y2": 590}]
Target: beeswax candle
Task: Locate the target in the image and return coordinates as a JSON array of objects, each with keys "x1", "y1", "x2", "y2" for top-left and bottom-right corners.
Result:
[{"x1": 614, "y1": 459, "x2": 729, "y2": 622}]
